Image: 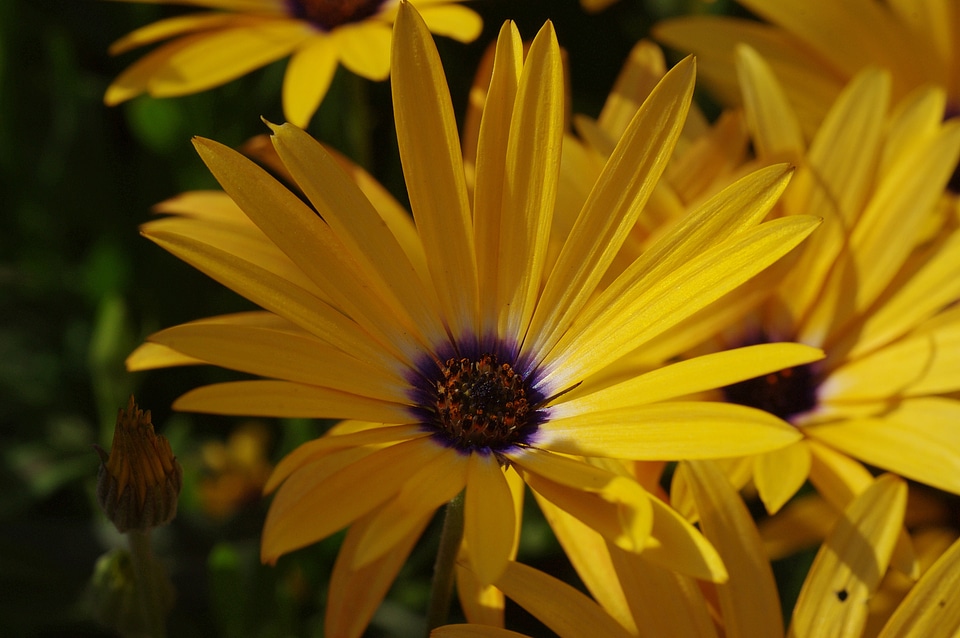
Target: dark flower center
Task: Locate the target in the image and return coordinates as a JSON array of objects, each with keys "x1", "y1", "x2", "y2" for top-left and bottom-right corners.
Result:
[
  {"x1": 428, "y1": 353, "x2": 536, "y2": 452},
  {"x1": 945, "y1": 105, "x2": 960, "y2": 193},
  {"x1": 288, "y1": 0, "x2": 385, "y2": 30},
  {"x1": 722, "y1": 364, "x2": 818, "y2": 423}
]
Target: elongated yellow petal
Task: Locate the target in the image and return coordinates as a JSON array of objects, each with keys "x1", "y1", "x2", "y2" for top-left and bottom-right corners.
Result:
[
  {"x1": 432, "y1": 625, "x2": 527, "y2": 638},
  {"x1": 807, "y1": 398, "x2": 960, "y2": 495},
  {"x1": 541, "y1": 401, "x2": 800, "y2": 460},
  {"x1": 281, "y1": 35, "x2": 337, "y2": 127},
  {"x1": 642, "y1": 494, "x2": 728, "y2": 583},
  {"x1": 552, "y1": 342, "x2": 824, "y2": 418},
  {"x1": 508, "y1": 447, "x2": 632, "y2": 492},
  {"x1": 262, "y1": 437, "x2": 445, "y2": 563},
  {"x1": 791, "y1": 474, "x2": 907, "y2": 638},
  {"x1": 598, "y1": 40, "x2": 667, "y2": 140},
  {"x1": 392, "y1": 1, "x2": 478, "y2": 337},
  {"x1": 681, "y1": 460, "x2": 784, "y2": 638},
  {"x1": 465, "y1": 453, "x2": 516, "y2": 585},
  {"x1": 493, "y1": 561, "x2": 635, "y2": 638},
  {"x1": 268, "y1": 122, "x2": 445, "y2": 344},
  {"x1": 327, "y1": 509, "x2": 432, "y2": 638},
  {"x1": 149, "y1": 322, "x2": 407, "y2": 401},
  {"x1": 735, "y1": 44, "x2": 804, "y2": 162},
  {"x1": 417, "y1": 4, "x2": 483, "y2": 42},
  {"x1": 754, "y1": 441, "x2": 812, "y2": 514},
  {"x1": 104, "y1": 0, "x2": 282, "y2": 10},
  {"x1": 148, "y1": 21, "x2": 311, "y2": 97},
  {"x1": 173, "y1": 380, "x2": 411, "y2": 422},
  {"x1": 143, "y1": 229, "x2": 395, "y2": 369},
  {"x1": 473, "y1": 22, "x2": 523, "y2": 329},
  {"x1": 126, "y1": 341, "x2": 203, "y2": 370},
  {"x1": 495, "y1": 21, "x2": 563, "y2": 347},
  {"x1": 353, "y1": 449, "x2": 467, "y2": 567},
  {"x1": 527, "y1": 57, "x2": 696, "y2": 362},
  {"x1": 105, "y1": 35, "x2": 200, "y2": 105},
  {"x1": 193, "y1": 136, "x2": 426, "y2": 362},
  {"x1": 109, "y1": 13, "x2": 251, "y2": 55},
  {"x1": 877, "y1": 535, "x2": 960, "y2": 638}
]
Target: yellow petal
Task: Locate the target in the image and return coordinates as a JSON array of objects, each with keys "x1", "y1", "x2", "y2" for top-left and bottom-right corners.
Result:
[
  {"x1": 495, "y1": 21, "x2": 563, "y2": 347},
  {"x1": 734, "y1": 44, "x2": 804, "y2": 162},
  {"x1": 598, "y1": 40, "x2": 667, "y2": 140},
  {"x1": 392, "y1": 1, "x2": 477, "y2": 337},
  {"x1": 147, "y1": 21, "x2": 311, "y2": 97},
  {"x1": 807, "y1": 398, "x2": 960, "y2": 495},
  {"x1": 527, "y1": 57, "x2": 696, "y2": 362},
  {"x1": 281, "y1": 35, "x2": 337, "y2": 127},
  {"x1": 754, "y1": 441, "x2": 812, "y2": 514},
  {"x1": 330, "y1": 22, "x2": 391, "y2": 80},
  {"x1": 681, "y1": 460, "x2": 784, "y2": 638},
  {"x1": 877, "y1": 535, "x2": 960, "y2": 638},
  {"x1": 493, "y1": 561, "x2": 635, "y2": 638},
  {"x1": 148, "y1": 322, "x2": 407, "y2": 401},
  {"x1": 327, "y1": 509, "x2": 432, "y2": 638},
  {"x1": 791, "y1": 474, "x2": 907, "y2": 638},
  {"x1": 108, "y1": 13, "x2": 251, "y2": 55},
  {"x1": 432, "y1": 625, "x2": 528, "y2": 638},
  {"x1": 540, "y1": 401, "x2": 801, "y2": 460},
  {"x1": 642, "y1": 494, "x2": 728, "y2": 583},
  {"x1": 418, "y1": 4, "x2": 483, "y2": 43},
  {"x1": 552, "y1": 342, "x2": 824, "y2": 418},
  {"x1": 106, "y1": 36, "x2": 197, "y2": 105},
  {"x1": 173, "y1": 380, "x2": 411, "y2": 422},
  {"x1": 464, "y1": 453, "x2": 516, "y2": 585},
  {"x1": 261, "y1": 437, "x2": 445, "y2": 563},
  {"x1": 126, "y1": 341, "x2": 203, "y2": 370}
]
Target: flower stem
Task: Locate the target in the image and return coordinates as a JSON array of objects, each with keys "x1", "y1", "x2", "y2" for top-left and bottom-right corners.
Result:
[
  {"x1": 426, "y1": 491, "x2": 465, "y2": 634},
  {"x1": 127, "y1": 529, "x2": 166, "y2": 638}
]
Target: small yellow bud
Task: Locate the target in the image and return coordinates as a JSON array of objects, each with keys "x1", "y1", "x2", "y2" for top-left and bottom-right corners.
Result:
[{"x1": 96, "y1": 397, "x2": 182, "y2": 533}]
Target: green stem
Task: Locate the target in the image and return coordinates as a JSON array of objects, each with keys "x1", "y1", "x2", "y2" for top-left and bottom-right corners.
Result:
[
  {"x1": 127, "y1": 529, "x2": 166, "y2": 638},
  {"x1": 425, "y1": 491, "x2": 465, "y2": 635}
]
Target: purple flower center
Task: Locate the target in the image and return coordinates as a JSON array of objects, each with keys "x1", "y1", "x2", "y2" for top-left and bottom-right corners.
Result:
[
  {"x1": 288, "y1": 0, "x2": 386, "y2": 30},
  {"x1": 722, "y1": 362, "x2": 818, "y2": 423}
]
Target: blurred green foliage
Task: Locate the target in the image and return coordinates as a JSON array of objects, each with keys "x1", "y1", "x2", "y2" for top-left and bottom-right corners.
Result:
[{"x1": 2, "y1": 0, "x2": 740, "y2": 635}]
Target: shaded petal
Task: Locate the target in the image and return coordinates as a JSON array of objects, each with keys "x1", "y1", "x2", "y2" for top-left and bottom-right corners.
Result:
[
  {"x1": 807, "y1": 398, "x2": 960, "y2": 495},
  {"x1": 392, "y1": 2, "x2": 477, "y2": 337},
  {"x1": 327, "y1": 508, "x2": 431, "y2": 638},
  {"x1": 109, "y1": 13, "x2": 254, "y2": 55},
  {"x1": 754, "y1": 441, "x2": 812, "y2": 514},
  {"x1": 432, "y1": 626, "x2": 527, "y2": 638},
  {"x1": 642, "y1": 494, "x2": 728, "y2": 583},
  {"x1": 261, "y1": 437, "x2": 445, "y2": 563},
  {"x1": 681, "y1": 460, "x2": 784, "y2": 638},
  {"x1": 493, "y1": 561, "x2": 635, "y2": 638},
  {"x1": 734, "y1": 44, "x2": 804, "y2": 162},
  {"x1": 791, "y1": 474, "x2": 907, "y2": 638},
  {"x1": 330, "y1": 22, "x2": 391, "y2": 80},
  {"x1": 464, "y1": 453, "x2": 516, "y2": 585},
  {"x1": 540, "y1": 401, "x2": 801, "y2": 460},
  {"x1": 173, "y1": 380, "x2": 412, "y2": 422},
  {"x1": 281, "y1": 35, "x2": 337, "y2": 127}
]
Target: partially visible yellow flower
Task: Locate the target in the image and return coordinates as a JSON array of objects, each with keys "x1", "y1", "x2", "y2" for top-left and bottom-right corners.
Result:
[
  {"x1": 95, "y1": 396, "x2": 183, "y2": 533},
  {"x1": 198, "y1": 421, "x2": 272, "y2": 519},
  {"x1": 655, "y1": 0, "x2": 960, "y2": 139},
  {"x1": 580, "y1": 0, "x2": 622, "y2": 14},
  {"x1": 127, "y1": 4, "x2": 821, "y2": 635},
  {"x1": 104, "y1": 0, "x2": 481, "y2": 126},
  {"x1": 436, "y1": 467, "x2": 960, "y2": 638}
]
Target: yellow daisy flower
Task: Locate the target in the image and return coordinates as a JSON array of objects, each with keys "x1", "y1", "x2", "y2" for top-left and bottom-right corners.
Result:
[
  {"x1": 436, "y1": 467, "x2": 960, "y2": 638},
  {"x1": 128, "y1": 3, "x2": 821, "y2": 633},
  {"x1": 655, "y1": 0, "x2": 960, "y2": 140},
  {"x1": 104, "y1": 0, "x2": 481, "y2": 126}
]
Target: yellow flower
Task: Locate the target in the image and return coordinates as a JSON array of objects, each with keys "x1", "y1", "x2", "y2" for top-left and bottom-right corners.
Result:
[
  {"x1": 198, "y1": 421, "x2": 273, "y2": 519},
  {"x1": 128, "y1": 4, "x2": 820, "y2": 634},
  {"x1": 655, "y1": 0, "x2": 960, "y2": 140},
  {"x1": 96, "y1": 396, "x2": 183, "y2": 533},
  {"x1": 436, "y1": 467, "x2": 960, "y2": 638},
  {"x1": 104, "y1": 0, "x2": 481, "y2": 126}
]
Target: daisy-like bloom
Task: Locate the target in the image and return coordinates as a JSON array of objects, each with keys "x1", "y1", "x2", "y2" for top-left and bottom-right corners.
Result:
[
  {"x1": 127, "y1": 3, "x2": 821, "y2": 633},
  {"x1": 104, "y1": 0, "x2": 481, "y2": 126},
  {"x1": 674, "y1": 47, "x2": 960, "y2": 518},
  {"x1": 655, "y1": 0, "x2": 960, "y2": 140},
  {"x1": 435, "y1": 467, "x2": 960, "y2": 638}
]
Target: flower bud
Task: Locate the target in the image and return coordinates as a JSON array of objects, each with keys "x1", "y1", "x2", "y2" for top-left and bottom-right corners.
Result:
[{"x1": 96, "y1": 396, "x2": 182, "y2": 532}]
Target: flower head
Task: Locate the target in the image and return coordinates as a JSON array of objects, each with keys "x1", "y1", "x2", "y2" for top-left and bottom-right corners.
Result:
[
  {"x1": 95, "y1": 396, "x2": 183, "y2": 533},
  {"x1": 104, "y1": 0, "x2": 481, "y2": 126},
  {"x1": 128, "y1": 4, "x2": 820, "y2": 634}
]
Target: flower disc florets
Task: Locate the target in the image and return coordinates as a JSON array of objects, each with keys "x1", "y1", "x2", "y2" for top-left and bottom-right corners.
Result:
[
  {"x1": 289, "y1": 0, "x2": 386, "y2": 30},
  {"x1": 723, "y1": 363, "x2": 818, "y2": 423},
  {"x1": 416, "y1": 352, "x2": 545, "y2": 452}
]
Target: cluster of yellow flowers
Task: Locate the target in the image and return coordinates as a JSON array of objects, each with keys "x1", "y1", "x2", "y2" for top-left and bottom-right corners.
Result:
[{"x1": 106, "y1": 0, "x2": 960, "y2": 635}]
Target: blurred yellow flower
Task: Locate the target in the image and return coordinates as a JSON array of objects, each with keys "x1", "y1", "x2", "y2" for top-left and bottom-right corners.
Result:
[
  {"x1": 198, "y1": 421, "x2": 273, "y2": 520},
  {"x1": 655, "y1": 0, "x2": 960, "y2": 139},
  {"x1": 127, "y1": 4, "x2": 820, "y2": 635},
  {"x1": 104, "y1": 0, "x2": 481, "y2": 126}
]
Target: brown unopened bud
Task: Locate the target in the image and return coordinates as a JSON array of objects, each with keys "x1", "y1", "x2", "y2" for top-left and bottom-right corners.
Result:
[{"x1": 96, "y1": 396, "x2": 182, "y2": 532}]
